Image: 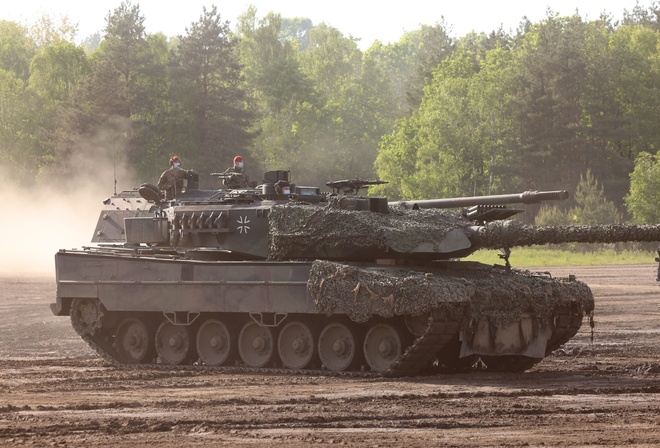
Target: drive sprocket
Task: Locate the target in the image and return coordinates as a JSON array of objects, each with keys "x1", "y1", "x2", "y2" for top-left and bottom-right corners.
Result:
[{"x1": 70, "y1": 298, "x2": 106, "y2": 337}]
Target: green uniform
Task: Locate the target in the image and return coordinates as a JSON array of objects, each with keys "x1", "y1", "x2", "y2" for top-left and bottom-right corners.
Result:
[
  {"x1": 158, "y1": 168, "x2": 190, "y2": 199},
  {"x1": 223, "y1": 167, "x2": 251, "y2": 189}
]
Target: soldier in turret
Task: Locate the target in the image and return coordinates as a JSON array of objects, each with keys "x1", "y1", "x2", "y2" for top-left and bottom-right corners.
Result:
[
  {"x1": 223, "y1": 155, "x2": 252, "y2": 189},
  {"x1": 157, "y1": 155, "x2": 194, "y2": 200}
]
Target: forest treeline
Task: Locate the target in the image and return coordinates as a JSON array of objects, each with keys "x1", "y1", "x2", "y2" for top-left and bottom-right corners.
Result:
[{"x1": 4, "y1": 1, "x2": 660, "y2": 224}]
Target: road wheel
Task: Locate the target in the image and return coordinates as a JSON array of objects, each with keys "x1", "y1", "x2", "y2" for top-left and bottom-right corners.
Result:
[
  {"x1": 115, "y1": 317, "x2": 155, "y2": 364},
  {"x1": 318, "y1": 322, "x2": 358, "y2": 372},
  {"x1": 238, "y1": 322, "x2": 274, "y2": 368},
  {"x1": 196, "y1": 319, "x2": 233, "y2": 366},
  {"x1": 155, "y1": 321, "x2": 194, "y2": 365},
  {"x1": 278, "y1": 321, "x2": 315, "y2": 370},
  {"x1": 363, "y1": 323, "x2": 402, "y2": 373}
]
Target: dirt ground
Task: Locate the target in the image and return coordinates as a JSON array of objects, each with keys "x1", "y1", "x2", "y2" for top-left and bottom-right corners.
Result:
[{"x1": 1, "y1": 264, "x2": 659, "y2": 447}]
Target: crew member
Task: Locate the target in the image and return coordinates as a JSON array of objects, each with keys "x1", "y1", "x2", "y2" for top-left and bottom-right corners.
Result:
[
  {"x1": 274, "y1": 180, "x2": 291, "y2": 195},
  {"x1": 223, "y1": 155, "x2": 252, "y2": 189},
  {"x1": 157, "y1": 155, "x2": 193, "y2": 200}
]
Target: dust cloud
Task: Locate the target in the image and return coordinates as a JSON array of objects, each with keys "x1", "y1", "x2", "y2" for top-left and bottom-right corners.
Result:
[{"x1": 2, "y1": 128, "x2": 139, "y2": 277}]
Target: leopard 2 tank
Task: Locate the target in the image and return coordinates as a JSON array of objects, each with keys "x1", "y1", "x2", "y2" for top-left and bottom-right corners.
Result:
[{"x1": 51, "y1": 172, "x2": 660, "y2": 376}]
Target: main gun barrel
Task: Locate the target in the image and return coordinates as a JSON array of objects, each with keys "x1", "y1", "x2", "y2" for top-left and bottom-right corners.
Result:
[
  {"x1": 391, "y1": 190, "x2": 569, "y2": 210},
  {"x1": 473, "y1": 221, "x2": 660, "y2": 248}
]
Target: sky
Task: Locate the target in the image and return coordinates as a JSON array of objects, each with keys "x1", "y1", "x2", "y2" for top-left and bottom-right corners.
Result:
[{"x1": 2, "y1": 0, "x2": 649, "y2": 49}]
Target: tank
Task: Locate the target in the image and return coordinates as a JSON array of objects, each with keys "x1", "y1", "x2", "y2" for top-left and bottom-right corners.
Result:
[{"x1": 51, "y1": 173, "x2": 660, "y2": 376}]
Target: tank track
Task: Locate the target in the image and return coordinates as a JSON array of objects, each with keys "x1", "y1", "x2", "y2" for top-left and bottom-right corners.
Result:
[
  {"x1": 71, "y1": 303, "x2": 586, "y2": 377},
  {"x1": 383, "y1": 309, "x2": 463, "y2": 377},
  {"x1": 73, "y1": 309, "x2": 464, "y2": 378},
  {"x1": 545, "y1": 303, "x2": 587, "y2": 354}
]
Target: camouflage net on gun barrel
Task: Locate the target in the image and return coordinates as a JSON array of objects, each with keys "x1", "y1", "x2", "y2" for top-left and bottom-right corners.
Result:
[
  {"x1": 309, "y1": 260, "x2": 594, "y2": 328},
  {"x1": 479, "y1": 221, "x2": 660, "y2": 248}
]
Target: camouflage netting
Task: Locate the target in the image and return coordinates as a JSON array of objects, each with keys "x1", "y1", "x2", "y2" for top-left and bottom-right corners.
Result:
[
  {"x1": 308, "y1": 260, "x2": 594, "y2": 329},
  {"x1": 268, "y1": 200, "x2": 471, "y2": 260},
  {"x1": 308, "y1": 260, "x2": 471, "y2": 323},
  {"x1": 479, "y1": 221, "x2": 660, "y2": 248}
]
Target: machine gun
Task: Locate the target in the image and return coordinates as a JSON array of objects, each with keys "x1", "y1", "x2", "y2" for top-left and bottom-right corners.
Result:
[
  {"x1": 210, "y1": 171, "x2": 257, "y2": 189},
  {"x1": 326, "y1": 179, "x2": 388, "y2": 195},
  {"x1": 210, "y1": 172, "x2": 246, "y2": 180}
]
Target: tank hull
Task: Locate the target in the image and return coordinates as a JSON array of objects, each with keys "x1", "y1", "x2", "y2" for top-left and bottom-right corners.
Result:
[{"x1": 53, "y1": 249, "x2": 594, "y2": 376}]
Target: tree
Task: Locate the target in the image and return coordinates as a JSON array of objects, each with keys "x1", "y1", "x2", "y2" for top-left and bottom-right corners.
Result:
[
  {"x1": 280, "y1": 17, "x2": 313, "y2": 51},
  {"x1": 292, "y1": 24, "x2": 391, "y2": 183},
  {"x1": 29, "y1": 42, "x2": 90, "y2": 102},
  {"x1": 0, "y1": 68, "x2": 33, "y2": 181},
  {"x1": 235, "y1": 8, "x2": 317, "y2": 177},
  {"x1": 404, "y1": 22, "x2": 456, "y2": 111},
  {"x1": 169, "y1": 5, "x2": 253, "y2": 182},
  {"x1": 28, "y1": 13, "x2": 78, "y2": 47},
  {"x1": 89, "y1": 1, "x2": 152, "y2": 118},
  {"x1": 625, "y1": 152, "x2": 660, "y2": 223},
  {"x1": 0, "y1": 21, "x2": 35, "y2": 81},
  {"x1": 571, "y1": 169, "x2": 622, "y2": 224},
  {"x1": 237, "y1": 8, "x2": 314, "y2": 114},
  {"x1": 512, "y1": 14, "x2": 590, "y2": 191},
  {"x1": 374, "y1": 34, "x2": 518, "y2": 200}
]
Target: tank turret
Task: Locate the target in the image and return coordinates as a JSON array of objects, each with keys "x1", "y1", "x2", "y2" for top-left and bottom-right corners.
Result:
[{"x1": 268, "y1": 194, "x2": 660, "y2": 261}]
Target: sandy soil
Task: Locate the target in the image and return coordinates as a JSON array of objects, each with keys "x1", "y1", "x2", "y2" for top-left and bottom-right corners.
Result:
[{"x1": 1, "y1": 264, "x2": 659, "y2": 447}]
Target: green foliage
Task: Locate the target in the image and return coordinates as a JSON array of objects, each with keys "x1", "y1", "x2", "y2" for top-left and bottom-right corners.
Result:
[
  {"x1": 536, "y1": 170, "x2": 622, "y2": 227},
  {"x1": 534, "y1": 205, "x2": 572, "y2": 226},
  {"x1": 28, "y1": 13, "x2": 78, "y2": 47},
  {"x1": 571, "y1": 169, "x2": 622, "y2": 224},
  {"x1": 0, "y1": 21, "x2": 35, "y2": 80},
  {"x1": 168, "y1": 5, "x2": 253, "y2": 184},
  {"x1": 29, "y1": 42, "x2": 90, "y2": 102},
  {"x1": 374, "y1": 34, "x2": 518, "y2": 200},
  {"x1": 625, "y1": 151, "x2": 660, "y2": 223},
  {"x1": 280, "y1": 17, "x2": 313, "y2": 51}
]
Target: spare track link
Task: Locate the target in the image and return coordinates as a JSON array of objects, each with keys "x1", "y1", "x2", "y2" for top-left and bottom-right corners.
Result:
[{"x1": 384, "y1": 309, "x2": 462, "y2": 377}]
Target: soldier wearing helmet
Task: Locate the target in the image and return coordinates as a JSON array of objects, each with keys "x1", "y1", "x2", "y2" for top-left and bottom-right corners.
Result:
[
  {"x1": 157, "y1": 155, "x2": 194, "y2": 200},
  {"x1": 222, "y1": 155, "x2": 252, "y2": 190}
]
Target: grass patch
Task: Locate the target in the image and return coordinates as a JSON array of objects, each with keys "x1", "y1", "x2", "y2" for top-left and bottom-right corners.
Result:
[{"x1": 464, "y1": 247, "x2": 657, "y2": 267}]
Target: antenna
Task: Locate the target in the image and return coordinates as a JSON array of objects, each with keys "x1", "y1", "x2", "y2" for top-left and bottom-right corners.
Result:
[{"x1": 113, "y1": 147, "x2": 118, "y2": 195}]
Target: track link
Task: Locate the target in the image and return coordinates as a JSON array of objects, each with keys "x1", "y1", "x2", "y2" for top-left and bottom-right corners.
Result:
[
  {"x1": 546, "y1": 303, "x2": 586, "y2": 355},
  {"x1": 384, "y1": 309, "x2": 463, "y2": 377}
]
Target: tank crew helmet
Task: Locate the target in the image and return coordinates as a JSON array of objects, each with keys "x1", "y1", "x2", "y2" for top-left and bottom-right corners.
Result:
[
  {"x1": 233, "y1": 155, "x2": 244, "y2": 169},
  {"x1": 170, "y1": 155, "x2": 181, "y2": 168}
]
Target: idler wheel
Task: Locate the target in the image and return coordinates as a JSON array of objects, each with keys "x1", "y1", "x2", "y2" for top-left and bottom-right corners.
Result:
[
  {"x1": 196, "y1": 319, "x2": 233, "y2": 366},
  {"x1": 404, "y1": 313, "x2": 431, "y2": 337},
  {"x1": 115, "y1": 317, "x2": 155, "y2": 364},
  {"x1": 363, "y1": 323, "x2": 402, "y2": 373},
  {"x1": 155, "y1": 321, "x2": 194, "y2": 365},
  {"x1": 318, "y1": 322, "x2": 357, "y2": 372},
  {"x1": 238, "y1": 322, "x2": 274, "y2": 368},
  {"x1": 277, "y1": 321, "x2": 315, "y2": 370}
]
